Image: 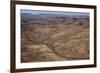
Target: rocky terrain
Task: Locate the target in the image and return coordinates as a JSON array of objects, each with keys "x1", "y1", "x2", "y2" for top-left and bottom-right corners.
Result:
[{"x1": 21, "y1": 10, "x2": 89, "y2": 62}]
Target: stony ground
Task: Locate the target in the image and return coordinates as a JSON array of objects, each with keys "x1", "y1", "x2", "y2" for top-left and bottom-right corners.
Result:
[{"x1": 21, "y1": 13, "x2": 89, "y2": 62}]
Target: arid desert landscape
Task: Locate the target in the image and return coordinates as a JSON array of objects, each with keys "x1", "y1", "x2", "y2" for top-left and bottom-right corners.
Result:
[{"x1": 21, "y1": 10, "x2": 89, "y2": 63}]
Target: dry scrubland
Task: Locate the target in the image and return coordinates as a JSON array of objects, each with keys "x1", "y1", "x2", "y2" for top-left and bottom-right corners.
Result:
[{"x1": 21, "y1": 13, "x2": 89, "y2": 62}]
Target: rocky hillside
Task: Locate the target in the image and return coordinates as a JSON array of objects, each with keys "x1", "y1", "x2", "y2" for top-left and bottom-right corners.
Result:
[{"x1": 21, "y1": 12, "x2": 89, "y2": 62}]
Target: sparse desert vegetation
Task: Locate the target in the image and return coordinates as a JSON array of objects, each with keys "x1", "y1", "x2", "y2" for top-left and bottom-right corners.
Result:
[{"x1": 21, "y1": 10, "x2": 89, "y2": 62}]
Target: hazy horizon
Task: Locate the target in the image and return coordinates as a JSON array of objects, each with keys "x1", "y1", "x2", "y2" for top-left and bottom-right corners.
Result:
[{"x1": 21, "y1": 9, "x2": 89, "y2": 16}]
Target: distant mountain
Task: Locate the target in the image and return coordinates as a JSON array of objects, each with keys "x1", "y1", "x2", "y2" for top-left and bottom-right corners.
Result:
[
  {"x1": 21, "y1": 13, "x2": 33, "y2": 17},
  {"x1": 21, "y1": 13, "x2": 89, "y2": 24}
]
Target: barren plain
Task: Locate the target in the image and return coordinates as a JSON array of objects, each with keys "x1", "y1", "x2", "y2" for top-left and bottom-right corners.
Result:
[{"x1": 21, "y1": 11, "x2": 89, "y2": 62}]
